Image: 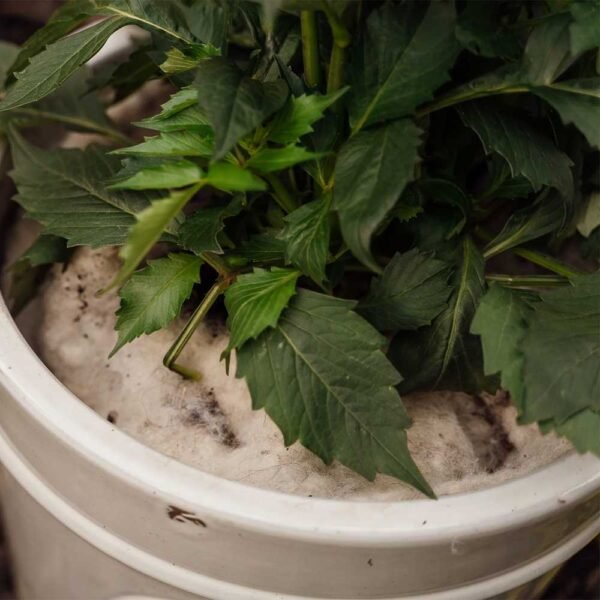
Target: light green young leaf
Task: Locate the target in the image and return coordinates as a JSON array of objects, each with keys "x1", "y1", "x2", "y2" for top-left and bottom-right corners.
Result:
[
  {"x1": 135, "y1": 105, "x2": 210, "y2": 133},
  {"x1": 204, "y1": 162, "x2": 266, "y2": 192},
  {"x1": 281, "y1": 194, "x2": 331, "y2": 284},
  {"x1": 194, "y1": 58, "x2": 288, "y2": 160},
  {"x1": 111, "y1": 253, "x2": 201, "y2": 355},
  {"x1": 569, "y1": 1, "x2": 600, "y2": 54},
  {"x1": 390, "y1": 238, "x2": 491, "y2": 395},
  {"x1": 359, "y1": 249, "x2": 452, "y2": 333},
  {"x1": 160, "y1": 43, "x2": 219, "y2": 74},
  {"x1": 521, "y1": 272, "x2": 600, "y2": 423},
  {"x1": 576, "y1": 193, "x2": 600, "y2": 238},
  {"x1": 137, "y1": 87, "x2": 198, "y2": 122},
  {"x1": 533, "y1": 79, "x2": 600, "y2": 150},
  {"x1": 247, "y1": 145, "x2": 325, "y2": 173},
  {"x1": 268, "y1": 88, "x2": 349, "y2": 144},
  {"x1": 112, "y1": 130, "x2": 214, "y2": 158},
  {"x1": 471, "y1": 284, "x2": 534, "y2": 411},
  {"x1": 224, "y1": 267, "x2": 299, "y2": 353},
  {"x1": 334, "y1": 119, "x2": 421, "y2": 271},
  {"x1": 236, "y1": 289, "x2": 434, "y2": 497},
  {"x1": 349, "y1": 1, "x2": 458, "y2": 132},
  {"x1": 484, "y1": 193, "x2": 568, "y2": 258},
  {"x1": 109, "y1": 158, "x2": 203, "y2": 190},
  {"x1": 8, "y1": 129, "x2": 151, "y2": 247},
  {"x1": 458, "y1": 103, "x2": 573, "y2": 200},
  {"x1": 107, "y1": 184, "x2": 200, "y2": 290},
  {"x1": 179, "y1": 197, "x2": 244, "y2": 255},
  {"x1": 0, "y1": 17, "x2": 130, "y2": 112}
]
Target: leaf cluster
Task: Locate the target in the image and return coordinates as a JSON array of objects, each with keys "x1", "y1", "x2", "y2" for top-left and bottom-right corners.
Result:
[{"x1": 2, "y1": 0, "x2": 599, "y2": 496}]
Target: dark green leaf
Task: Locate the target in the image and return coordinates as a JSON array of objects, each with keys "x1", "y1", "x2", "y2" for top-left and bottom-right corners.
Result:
[
  {"x1": 521, "y1": 272, "x2": 600, "y2": 423},
  {"x1": 349, "y1": 1, "x2": 458, "y2": 132},
  {"x1": 0, "y1": 42, "x2": 19, "y2": 90},
  {"x1": 471, "y1": 284, "x2": 534, "y2": 411},
  {"x1": 268, "y1": 88, "x2": 348, "y2": 144},
  {"x1": 111, "y1": 252, "x2": 201, "y2": 355},
  {"x1": 458, "y1": 103, "x2": 573, "y2": 200},
  {"x1": 194, "y1": 58, "x2": 288, "y2": 160},
  {"x1": 390, "y1": 238, "x2": 490, "y2": 394},
  {"x1": 235, "y1": 234, "x2": 286, "y2": 264},
  {"x1": 8, "y1": 129, "x2": 151, "y2": 247},
  {"x1": 247, "y1": 145, "x2": 324, "y2": 173},
  {"x1": 334, "y1": 119, "x2": 421, "y2": 271},
  {"x1": 533, "y1": 79, "x2": 600, "y2": 150},
  {"x1": 281, "y1": 194, "x2": 331, "y2": 283},
  {"x1": 179, "y1": 196, "x2": 244, "y2": 255},
  {"x1": 359, "y1": 249, "x2": 452, "y2": 333},
  {"x1": 0, "y1": 18, "x2": 130, "y2": 112},
  {"x1": 236, "y1": 289, "x2": 434, "y2": 497},
  {"x1": 569, "y1": 1, "x2": 600, "y2": 54},
  {"x1": 225, "y1": 267, "x2": 299, "y2": 352}
]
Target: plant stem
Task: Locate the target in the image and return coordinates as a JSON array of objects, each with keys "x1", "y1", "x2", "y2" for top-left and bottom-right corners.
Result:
[
  {"x1": 415, "y1": 86, "x2": 530, "y2": 119},
  {"x1": 265, "y1": 173, "x2": 299, "y2": 213},
  {"x1": 321, "y1": 2, "x2": 351, "y2": 48},
  {"x1": 327, "y1": 42, "x2": 347, "y2": 96},
  {"x1": 485, "y1": 273, "x2": 570, "y2": 288},
  {"x1": 163, "y1": 279, "x2": 231, "y2": 379},
  {"x1": 509, "y1": 247, "x2": 580, "y2": 278},
  {"x1": 201, "y1": 252, "x2": 232, "y2": 276},
  {"x1": 300, "y1": 11, "x2": 320, "y2": 88}
]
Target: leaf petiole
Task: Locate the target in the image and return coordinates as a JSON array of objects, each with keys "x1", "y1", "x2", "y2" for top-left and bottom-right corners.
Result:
[
  {"x1": 485, "y1": 273, "x2": 570, "y2": 288},
  {"x1": 300, "y1": 11, "x2": 320, "y2": 88},
  {"x1": 163, "y1": 278, "x2": 231, "y2": 379}
]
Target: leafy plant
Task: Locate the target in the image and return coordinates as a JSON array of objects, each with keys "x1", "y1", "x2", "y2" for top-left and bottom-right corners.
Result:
[{"x1": 1, "y1": 0, "x2": 599, "y2": 497}]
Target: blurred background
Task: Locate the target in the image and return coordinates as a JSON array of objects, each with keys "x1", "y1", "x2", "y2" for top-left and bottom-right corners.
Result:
[{"x1": 0, "y1": 1, "x2": 598, "y2": 599}]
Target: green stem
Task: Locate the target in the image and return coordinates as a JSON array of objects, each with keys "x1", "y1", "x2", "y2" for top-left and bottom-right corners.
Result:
[
  {"x1": 265, "y1": 173, "x2": 299, "y2": 213},
  {"x1": 163, "y1": 279, "x2": 231, "y2": 379},
  {"x1": 485, "y1": 273, "x2": 570, "y2": 288},
  {"x1": 327, "y1": 42, "x2": 347, "y2": 96},
  {"x1": 321, "y1": 2, "x2": 351, "y2": 48},
  {"x1": 300, "y1": 11, "x2": 320, "y2": 88},
  {"x1": 201, "y1": 252, "x2": 232, "y2": 276},
  {"x1": 416, "y1": 86, "x2": 530, "y2": 119},
  {"x1": 13, "y1": 108, "x2": 131, "y2": 144},
  {"x1": 509, "y1": 247, "x2": 580, "y2": 278}
]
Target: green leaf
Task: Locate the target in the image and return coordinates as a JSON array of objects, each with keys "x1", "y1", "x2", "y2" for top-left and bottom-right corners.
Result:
[
  {"x1": 334, "y1": 119, "x2": 421, "y2": 271},
  {"x1": 247, "y1": 145, "x2": 325, "y2": 173},
  {"x1": 419, "y1": 179, "x2": 471, "y2": 238},
  {"x1": 111, "y1": 253, "x2": 201, "y2": 355},
  {"x1": 268, "y1": 88, "x2": 349, "y2": 144},
  {"x1": 8, "y1": 129, "x2": 151, "y2": 247},
  {"x1": 359, "y1": 249, "x2": 452, "y2": 333},
  {"x1": 0, "y1": 17, "x2": 130, "y2": 112},
  {"x1": 8, "y1": 234, "x2": 69, "y2": 314},
  {"x1": 236, "y1": 289, "x2": 434, "y2": 497},
  {"x1": 281, "y1": 194, "x2": 331, "y2": 283},
  {"x1": 224, "y1": 267, "x2": 299, "y2": 353},
  {"x1": 194, "y1": 58, "x2": 288, "y2": 160},
  {"x1": 109, "y1": 158, "x2": 203, "y2": 190},
  {"x1": 521, "y1": 272, "x2": 600, "y2": 423},
  {"x1": 390, "y1": 238, "x2": 490, "y2": 394},
  {"x1": 179, "y1": 197, "x2": 244, "y2": 255},
  {"x1": 569, "y1": 1, "x2": 600, "y2": 54},
  {"x1": 112, "y1": 130, "x2": 214, "y2": 158},
  {"x1": 577, "y1": 193, "x2": 600, "y2": 238},
  {"x1": 5, "y1": 0, "x2": 97, "y2": 82},
  {"x1": 0, "y1": 42, "x2": 19, "y2": 90},
  {"x1": 107, "y1": 184, "x2": 200, "y2": 290},
  {"x1": 135, "y1": 104, "x2": 210, "y2": 133},
  {"x1": 484, "y1": 193, "x2": 568, "y2": 258},
  {"x1": 533, "y1": 79, "x2": 600, "y2": 150},
  {"x1": 160, "y1": 43, "x2": 219, "y2": 74},
  {"x1": 471, "y1": 284, "x2": 534, "y2": 411},
  {"x1": 541, "y1": 410, "x2": 600, "y2": 455},
  {"x1": 204, "y1": 162, "x2": 266, "y2": 192},
  {"x1": 458, "y1": 103, "x2": 573, "y2": 200},
  {"x1": 235, "y1": 234, "x2": 286, "y2": 264},
  {"x1": 349, "y1": 1, "x2": 458, "y2": 132},
  {"x1": 137, "y1": 87, "x2": 198, "y2": 122}
]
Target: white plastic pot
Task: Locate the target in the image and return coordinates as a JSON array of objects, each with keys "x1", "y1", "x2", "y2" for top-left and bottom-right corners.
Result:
[{"x1": 1, "y1": 28, "x2": 600, "y2": 600}]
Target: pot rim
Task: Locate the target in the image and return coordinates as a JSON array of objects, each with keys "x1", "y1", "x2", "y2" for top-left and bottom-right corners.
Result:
[{"x1": 1, "y1": 294, "x2": 599, "y2": 547}]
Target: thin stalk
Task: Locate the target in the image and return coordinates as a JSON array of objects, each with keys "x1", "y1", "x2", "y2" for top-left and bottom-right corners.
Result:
[
  {"x1": 201, "y1": 252, "x2": 232, "y2": 276},
  {"x1": 509, "y1": 247, "x2": 580, "y2": 278},
  {"x1": 416, "y1": 86, "x2": 529, "y2": 119},
  {"x1": 485, "y1": 273, "x2": 570, "y2": 288},
  {"x1": 321, "y1": 2, "x2": 351, "y2": 48},
  {"x1": 163, "y1": 279, "x2": 231, "y2": 379},
  {"x1": 327, "y1": 43, "x2": 347, "y2": 96},
  {"x1": 265, "y1": 173, "x2": 299, "y2": 213},
  {"x1": 300, "y1": 11, "x2": 320, "y2": 88},
  {"x1": 13, "y1": 107, "x2": 131, "y2": 144}
]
